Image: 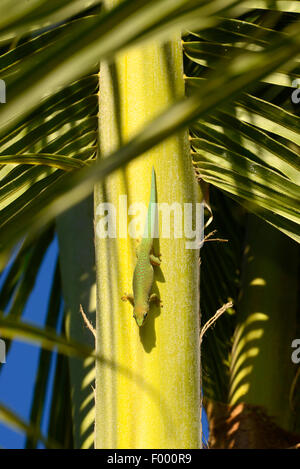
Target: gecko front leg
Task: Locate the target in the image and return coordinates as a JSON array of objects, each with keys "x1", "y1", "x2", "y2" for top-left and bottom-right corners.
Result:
[
  {"x1": 121, "y1": 293, "x2": 134, "y2": 306},
  {"x1": 149, "y1": 293, "x2": 163, "y2": 307}
]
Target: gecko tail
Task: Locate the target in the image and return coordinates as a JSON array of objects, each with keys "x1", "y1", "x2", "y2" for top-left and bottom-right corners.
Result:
[
  {"x1": 151, "y1": 166, "x2": 156, "y2": 202},
  {"x1": 143, "y1": 166, "x2": 158, "y2": 239}
]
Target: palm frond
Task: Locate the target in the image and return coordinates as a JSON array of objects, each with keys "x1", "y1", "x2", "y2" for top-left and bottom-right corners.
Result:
[
  {"x1": 25, "y1": 260, "x2": 63, "y2": 449},
  {"x1": 187, "y1": 11, "x2": 300, "y2": 241}
]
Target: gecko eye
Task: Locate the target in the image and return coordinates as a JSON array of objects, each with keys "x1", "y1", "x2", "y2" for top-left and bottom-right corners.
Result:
[{"x1": 144, "y1": 313, "x2": 148, "y2": 319}]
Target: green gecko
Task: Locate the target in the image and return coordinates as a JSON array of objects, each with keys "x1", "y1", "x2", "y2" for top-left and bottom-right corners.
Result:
[{"x1": 122, "y1": 167, "x2": 162, "y2": 327}]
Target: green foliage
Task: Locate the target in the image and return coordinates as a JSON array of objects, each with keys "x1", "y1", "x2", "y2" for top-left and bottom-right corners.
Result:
[{"x1": 0, "y1": 0, "x2": 299, "y2": 447}]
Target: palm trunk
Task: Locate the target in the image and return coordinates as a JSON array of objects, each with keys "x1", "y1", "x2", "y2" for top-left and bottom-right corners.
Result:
[
  {"x1": 56, "y1": 197, "x2": 96, "y2": 449},
  {"x1": 207, "y1": 215, "x2": 300, "y2": 449},
  {"x1": 230, "y1": 216, "x2": 298, "y2": 429},
  {"x1": 94, "y1": 0, "x2": 202, "y2": 449}
]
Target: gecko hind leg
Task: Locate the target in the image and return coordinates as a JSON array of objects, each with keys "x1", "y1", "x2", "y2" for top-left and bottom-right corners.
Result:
[{"x1": 149, "y1": 253, "x2": 162, "y2": 266}]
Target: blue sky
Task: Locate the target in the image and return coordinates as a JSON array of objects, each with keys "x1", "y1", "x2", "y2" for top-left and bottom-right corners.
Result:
[
  {"x1": 0, "y1": 238, "x2": 58, "y2": 449},
  {"x1": 0, "y1": 236, "x2": 209, "y2": 448}
]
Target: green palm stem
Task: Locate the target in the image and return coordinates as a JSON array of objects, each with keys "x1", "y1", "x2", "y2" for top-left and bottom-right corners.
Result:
[
  {"x1": 229, "y1": 215, "x2": 299, "y2": 433},
  {"x1": 56, "y1": 196, "x2": 96, "y2": 449},
  {"x1": 94, "y1": 0, "x2": 202, "y2": 449}
]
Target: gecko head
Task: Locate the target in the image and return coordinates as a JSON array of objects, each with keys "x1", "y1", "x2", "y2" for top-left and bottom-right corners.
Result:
[{"x1": 133, "y1": 305, "x2": 149, "y2": 327}]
